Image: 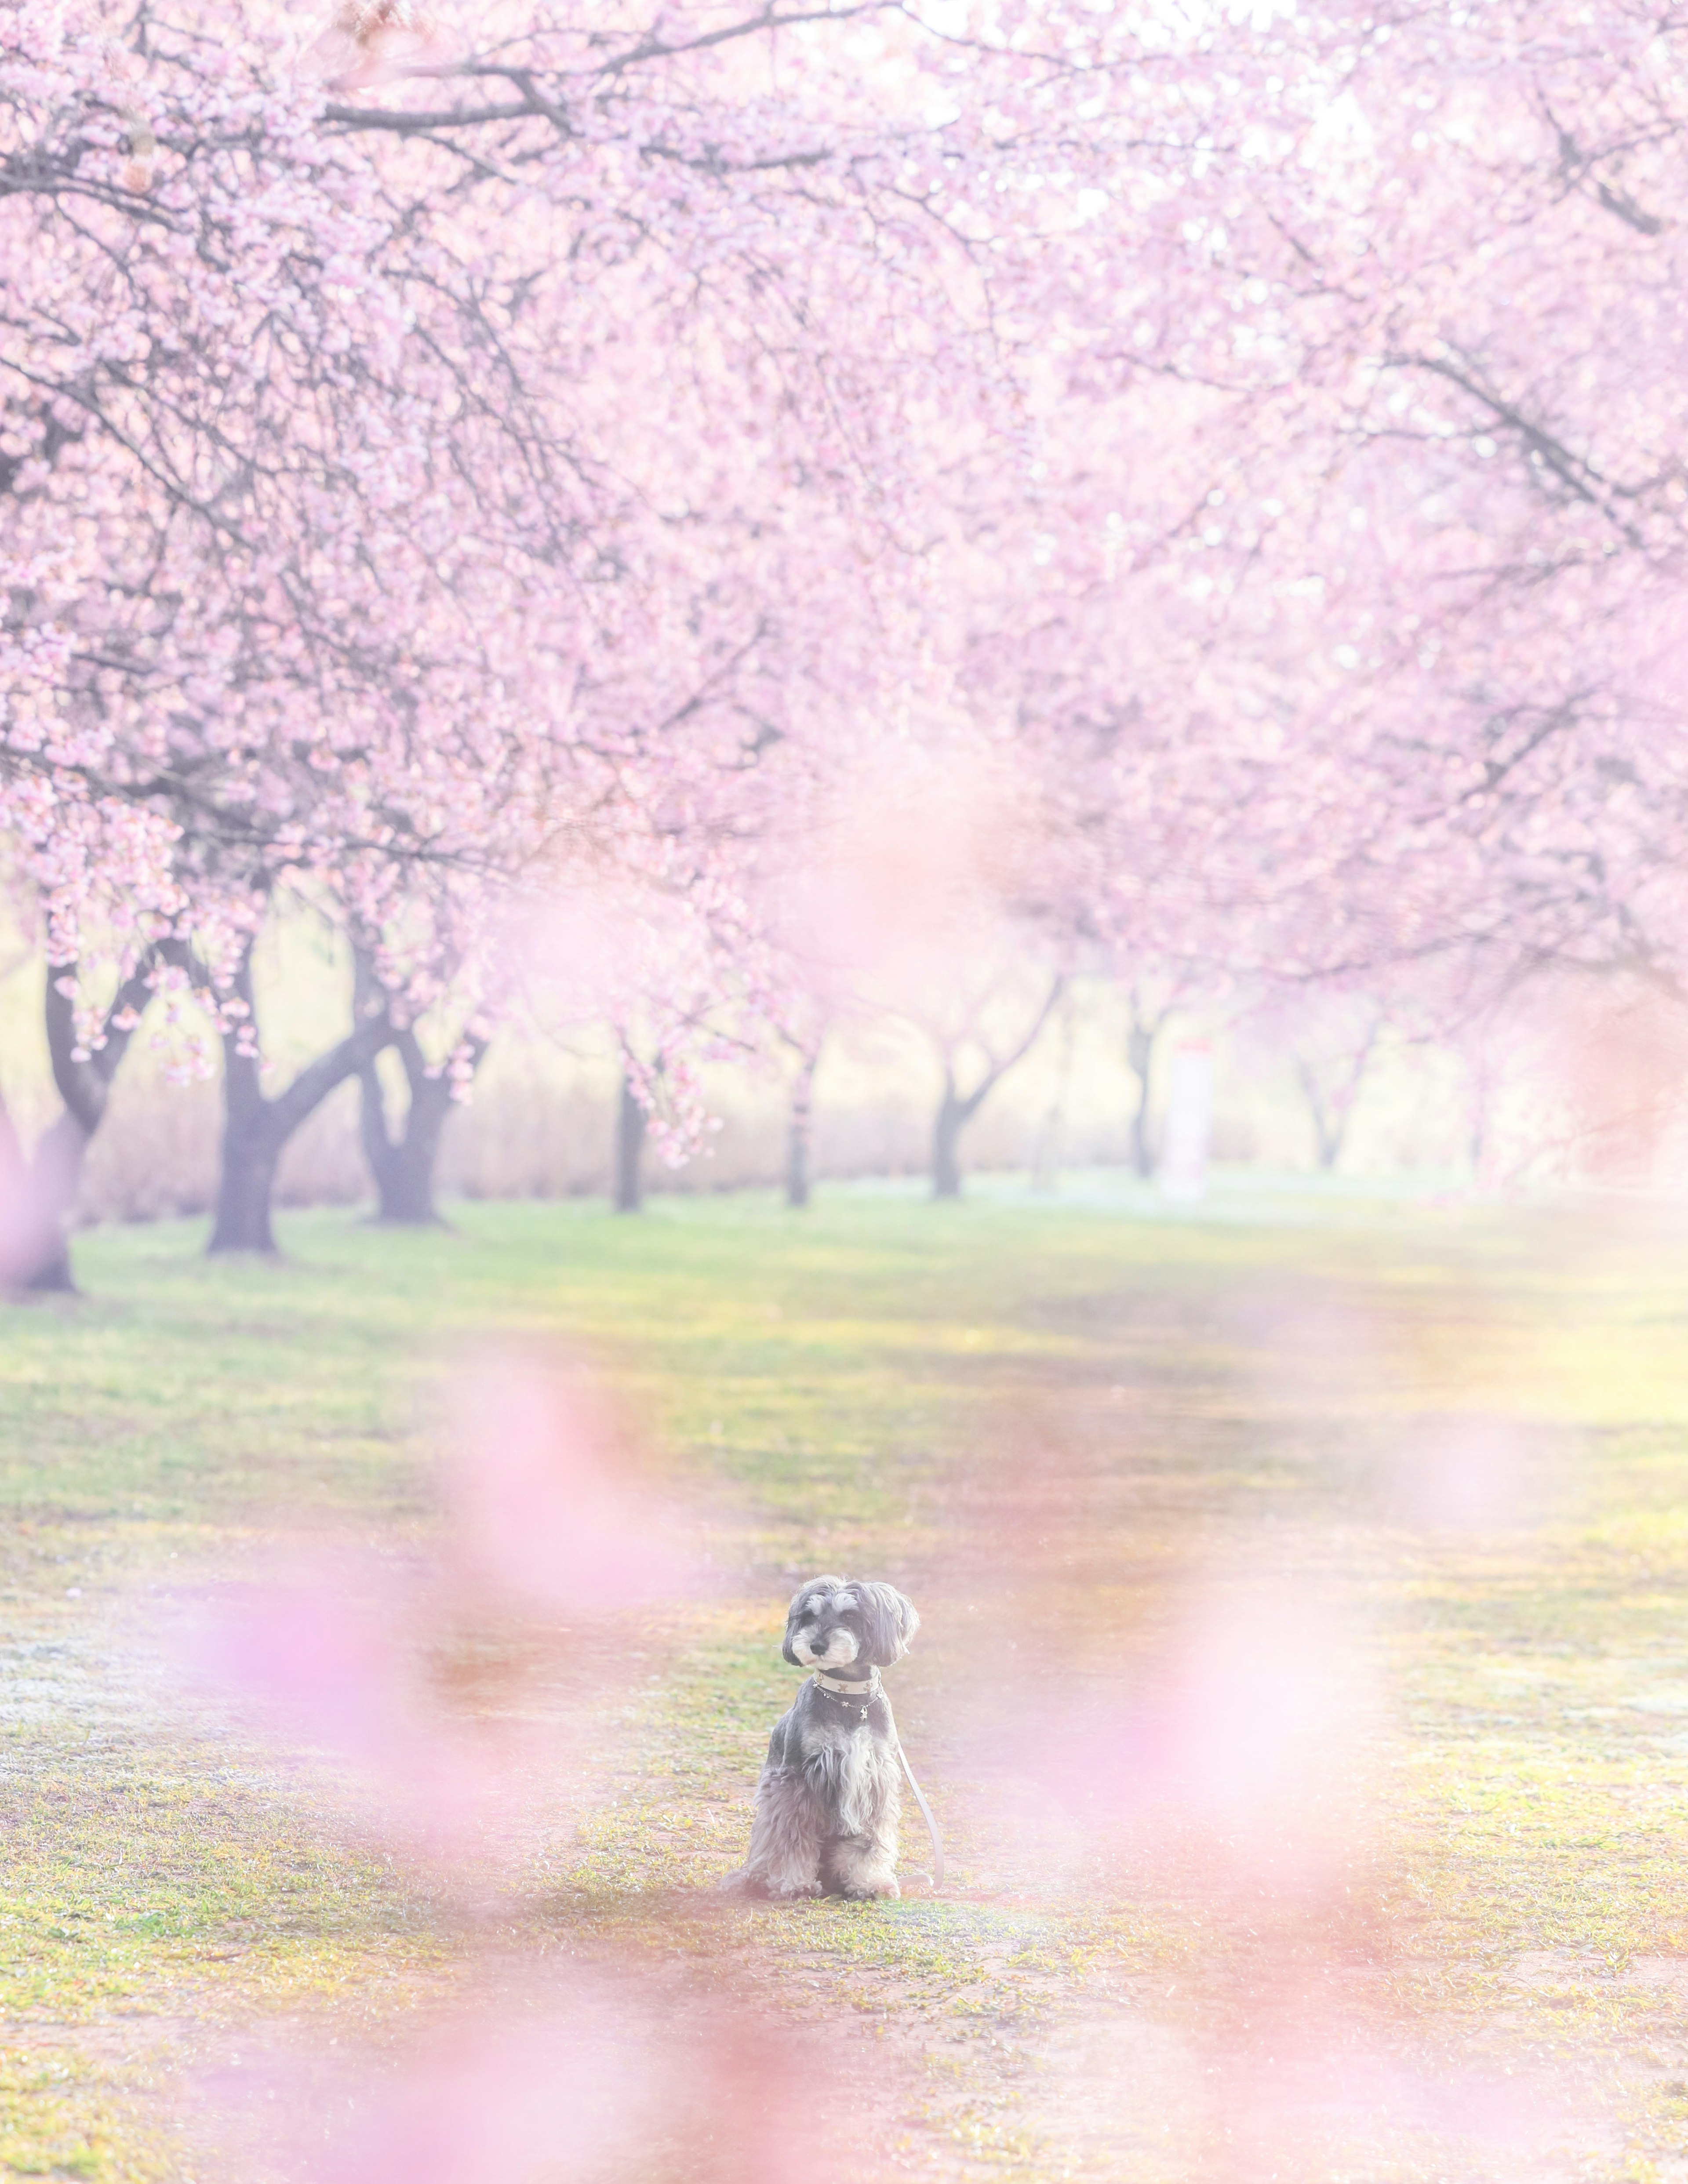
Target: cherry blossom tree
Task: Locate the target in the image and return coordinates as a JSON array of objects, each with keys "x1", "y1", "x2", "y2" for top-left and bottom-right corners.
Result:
[
  {"x1": 0, "y1": 950, "x2": 160, "y2": 1291},
  {"x1": 354, "y1": 973, "x2": 489, "y2": 1227},
  {"x1": 926, "y1": 966, "x2": 1065, "y2": 1199},
  {"x1": 0, "y1": 0, "x2": 479, "y2": 1259},
  {"x1": 1256, "y1": 991, "x2": 1389, "y2": 1175},
  {"x1": 20, "y1": 0, "x2": 1688, "y2": 1275},
  {"x1": 11, "y1": 0, "x2": 1302, "y2": 1268},
  {"x1": 1115, "y1": 974, "x2": 1208, "y2": 1181},
  {"x1": 443, "y1": 0, "x2": 1688, "y2": 1179},
  {"x1": 775, "y1": 1008, "x2": 829, "y2": 1211},
  {"x1": 1054, "y1": 0, "x2": 1688, "y2": 1014},
  {"x1": 2, "y1": 0, "x2": 988, "y2": 1257}
]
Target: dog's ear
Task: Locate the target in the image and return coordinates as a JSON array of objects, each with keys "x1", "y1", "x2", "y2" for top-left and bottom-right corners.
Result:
[{"x1": 855, "y1": 1581, "x2": 919, "y2": 1666}]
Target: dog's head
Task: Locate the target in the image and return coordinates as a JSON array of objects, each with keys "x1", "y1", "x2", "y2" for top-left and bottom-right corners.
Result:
[{"x1": 782, "y1": 1575, "x2": 920, "y2": 1672}]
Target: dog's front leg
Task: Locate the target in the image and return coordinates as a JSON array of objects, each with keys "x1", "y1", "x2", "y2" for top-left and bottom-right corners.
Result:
[
  {"x1": 741, "y1": 1768, "x2": 825, "y2": 1899},
  {"x1": 827, "y1": 1831, "x2": 900, "y2": 1900},
  {"x1": 829, "y1": 1763, "x2": 902, "y2": 1900}
]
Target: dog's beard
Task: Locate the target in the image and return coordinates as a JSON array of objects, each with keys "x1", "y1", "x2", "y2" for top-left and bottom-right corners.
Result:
[{"x1": 793, "y1": 1629, "x2": 861, "y2": 1668}]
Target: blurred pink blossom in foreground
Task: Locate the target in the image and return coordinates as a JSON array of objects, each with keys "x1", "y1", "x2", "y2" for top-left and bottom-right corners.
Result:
[
  {"x1": 1200, "y1": 2004, "x2": 1577, "y2": 2182},
  {"x1": 441, "y1": 1353, "x2": 689, "y2": 1613},
  {"x1": 188, "y1": 1559, "x2": 563, "y2": 1865},
  {"x1": 982, "y1": 1583, "x2": 1378, "y2": 1903},
  {"x1": 187, "y1": 1352, "x2": 691, "y2": 1867},
  {"x1": 1042, "y1": 1985, "x2": 1579, "y2": 2181},
  {"x1": 196, "y1": 1973, "x2": 839, "y2": 2184},
  {"x1": 1386, "y1": 1410, "x2": 1567, "y2": 1533}
]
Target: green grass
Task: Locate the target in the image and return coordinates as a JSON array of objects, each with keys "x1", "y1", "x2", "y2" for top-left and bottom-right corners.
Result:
[{"x1": 4, "y1": 1179, "x2": 1688, "y2": 2179}]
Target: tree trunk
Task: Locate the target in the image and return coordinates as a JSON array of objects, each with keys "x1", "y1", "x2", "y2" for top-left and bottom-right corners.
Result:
[
  {"x1": 360, "y1": 1061, "x2": 451, "y2": 1223},
  {"x1": 786, "y1": 1050, "x2": 818, "y2": 1209},
  {"x1": 21, "y1": 1112, "x2": 87, "y2": 1291},
  {"x1": 615, "y1": 1073, "x2": 646, "y2": 1214},
  {"x1": 205, "y1": 942, "x2": 392, "y2": 1255},
  {"x1": 1466, "y1": 1035, "x2": 1495, "y2": 1182},
  {"x1": 0, "y1": 1089, "x2": 50, "y2": 1293},
  {"x1": 1296, "y1": 1023, "x2": 1379, "y2": 1174},
  {"x1": 209, "y1": 1107, "x2": 284, "y2": 1253},
  {"x1": 1031, "y1": 990, "x2": 1076, "y2": 1191},
  {"x1": 1130, "y1": 1076, "x2": 1153, "y2": 1177},
  {"x1": 928, "y1": 975, "x2": 1066, "y2": 1202},
  {"x1": 1126, "y1": 1007, "x2": 1160, "y2": 1178},
  {"x1": 1296, "y1": 1059, "x2": 1343, "y2": 1169},
  {"x1": 931, "y1": 1082, "x2": 968, "y2": 1200},
  {"x1": 12, "y1": 953, "x2": 160, "y2": 1294},
  {"x1": 357, "y1": 1017, "x2": 484, "y2": 1225}
]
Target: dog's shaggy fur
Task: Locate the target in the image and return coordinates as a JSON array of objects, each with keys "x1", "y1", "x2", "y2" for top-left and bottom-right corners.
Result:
[{"x1": 724, "y1": 1575, "x2": 920, "y2": 1901}]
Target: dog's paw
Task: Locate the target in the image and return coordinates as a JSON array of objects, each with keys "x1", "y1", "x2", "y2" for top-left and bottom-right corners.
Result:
[
  {"x1": 840, "y1": 1876, "x2": 899, "y2": 1901},
  {"x1": 769, "y1": 1882, "x2": 824, "y2": 1901}
]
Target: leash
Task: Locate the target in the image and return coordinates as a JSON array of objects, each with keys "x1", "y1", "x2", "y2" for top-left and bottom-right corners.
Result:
[{"x1": 885, "y1": 1692, "x2": 946, "y2": 1893}]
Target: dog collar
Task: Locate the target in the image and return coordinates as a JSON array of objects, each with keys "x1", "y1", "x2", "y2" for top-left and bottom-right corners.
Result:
[{"x1": 811, "y1": 1668, "x2": 880, "y2": 1715}]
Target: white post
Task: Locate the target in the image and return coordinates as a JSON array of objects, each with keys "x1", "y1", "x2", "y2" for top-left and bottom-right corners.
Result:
[{"x1": 1160, "y1": 1040, "x2": 1214, "y2": 1203}]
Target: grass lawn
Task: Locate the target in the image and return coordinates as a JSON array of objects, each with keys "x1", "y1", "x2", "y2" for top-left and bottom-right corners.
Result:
[{"x1": 2, "y1": 1177, "x2": 1688, "y2": 2181}]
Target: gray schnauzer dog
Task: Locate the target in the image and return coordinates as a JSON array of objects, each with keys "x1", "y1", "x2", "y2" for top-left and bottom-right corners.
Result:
[{"x1": 725, "y1": 1574, "x2": 920, "y2": 1901}]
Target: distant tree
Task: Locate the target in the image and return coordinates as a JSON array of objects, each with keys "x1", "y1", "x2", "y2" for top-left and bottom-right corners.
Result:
[
  {"x1": 913, "y1": 961, "x2": 1066, "y2": 1201},
  {"x1": 192, "y1": 936, "x2": 394, "y2": 1256},
  {"x1": 2, "y1": 0, "x2": 1030, "y2": 1262},
  {"x1": 613, "y1": 1065, "x2": 649, "y2": 1217},
  {"x1": 19, "y1": 956, "x2": 163, "y2": 1290},
  {"x1": 354, "y1": 951, "x2": 489, "y2": 1228},
  {"x1": 779, "y1": 1022, "x2": 827, "y2": 1213},
  {"x1": 1029, "y1": 987, "x2": 1078, "y2": 1192},
  {"x1": 1119, "y1": 980, "x2": 1199, "y2": 1181},
  {"x1": 1289, "y1": 1002, "x2": 1386, "y2": 1174},
  {"x1": 0, "y1": 953, "x2": 163, "y2": 1292}
]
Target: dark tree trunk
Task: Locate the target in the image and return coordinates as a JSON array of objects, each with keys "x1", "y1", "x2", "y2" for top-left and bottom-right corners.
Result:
[
  {"x1": 1030, "y1": 1098, "x2": 1062, "y2": 1192},
  {"x1": 1297, "y1": 1058, "x2": 1345, "y2": 1171},
  {"x1": 11, "y1": 953, "x2": 160, "y2": 1294},
  {"x1": 1295, "y1": 1022, "x2": 1380, "y2": 1174},
  {"x1": 204, "y1": 942, "x2": 391, "y2": 1255},
  {"x1": 359, "y1": 1059, "x2": 454, "y2": 1223},
  {"x1": 931, "y1": 1081, "x2": 968, "y2": 1200},
  {"x1": 0, "y1": 1089, "x2": 45, "y2": 1292},
  {"x1": 22, "y1": 1112, "x2": 87, "y2": 1292},
  {"x1": 786, "y1": 1049, "x2": 819, "y2": 1209},
  {"x1": 1466, "y1": 1038, "x2": 1494, "y2": 1178},
  {"x1": 355, "y1": 962, "x2": 485, "y2": 1225},
  {"x1": 209, "y1": 1105, "x2": 284, "y2": 1253},
  {"x1": 1031, "y1": 990, "x2": 1076, "y2": 1192},
  {"x1": 928, "y1": 976, "x2": 1065, "y2": 1202},
  {"x1": 615, "y1": 1073, "x2": 646, "y2": 1214},
  {"x1": 1126, "y1": 1005, "x2": 1161, "y2": 1179}
]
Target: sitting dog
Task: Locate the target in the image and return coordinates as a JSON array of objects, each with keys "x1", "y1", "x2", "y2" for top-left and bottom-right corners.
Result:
[{"x1": 725, "y1": 1574, "x2": 920, "y2": 1900}]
